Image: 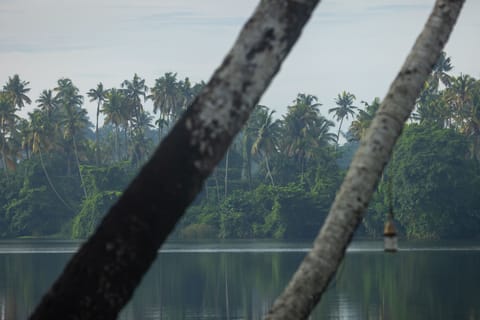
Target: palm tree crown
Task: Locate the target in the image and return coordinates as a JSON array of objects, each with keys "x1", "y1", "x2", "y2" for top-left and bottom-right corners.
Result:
[
  {"x1": 150, "y1": 72, "x2": 179, "y2": 125},
  {"x1": 251, "y1": 106, "x2": 281, "y2": 185},
  {"x1": 87, "y1": 82, "x2": 107, "y2": 164},
  {"x1": 36, "y1": 90, "x2": 58, "y2": 118},
  {"x1": 3, "y1": 74, "x2": 31, "y2": 109},
  {"x1": 329, "y1": 91, "x2": 357, "y2": 145},
  {"x1": 431, "y1": 51, "x2": 453, "y2": 89}
]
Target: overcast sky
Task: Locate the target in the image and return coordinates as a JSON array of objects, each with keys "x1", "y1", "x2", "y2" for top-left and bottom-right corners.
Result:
[{"x1": 1, "y1": 0, "x2": 479, "y2": 126}]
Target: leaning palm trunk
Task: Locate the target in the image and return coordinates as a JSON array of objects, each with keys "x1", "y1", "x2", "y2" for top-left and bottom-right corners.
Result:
[
  {"x1": 115, "y1": 125, "x2": 120, "y2": 162},
  {"x1": 264, "y1": 154, "x2": 275, "y2": 186},
  {"x1": 265, "y1": 1, "x2": 465, "y2": 319},
  {"x1": 38, "y1": 144, "x2": 74, "y2": 212},
  {"x1": 123, "y1": 125, "x2": 129, "y2": 160},
  {"x1": 30, "y1": 1, "x2": 322, "y2": 318},
  {"x1": 335, "y1": 116, "x2": 344, "y2": 146},
  {"x1": 1, "y1": 123, "x2": 8, "y2": 178},
  {"x1": 72, "y1": 136, "x2": 88, "y2": 198}
]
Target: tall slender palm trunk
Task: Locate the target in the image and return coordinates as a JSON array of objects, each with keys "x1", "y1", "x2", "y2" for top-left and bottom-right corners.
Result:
[
  {"x1": 72, "y1": 136, "x2": 88, "y2": 198},
  {"x1": 124, "y1": 126, "x2": 129, "y2": 160},
  {"x1": 241, "y1": 128, "x2": 252, "y2": 187},
  {"x1": 95, "y1": 100, "x2": 101, "y2": 165},
  {"x1": 224, "y1": 149, "x2": 229, "y2": 199},
  {"x1": 335, "y1": 116, "x2": 344, "y2": 147},
  {"x1": 214, "y1": 168, "x2": 221, "y2": 203},
  {"x1": 1, "y1": 122, "x2": 8, "y2": 178},
  {"x1": 114, "y1": 125, "x2": 120, "y2": 162},
  {"x1": 38, "y1": 145, "x2": 73, "y2": 212},
  {"x1": 264, "y1": 154, "x2": 275, "y2": 186}
]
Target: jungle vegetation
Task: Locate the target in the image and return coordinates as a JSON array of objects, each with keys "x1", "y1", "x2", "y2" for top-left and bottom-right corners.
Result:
[{"x1": 0, "y1": 53, "x2": 479, "y2": 240}]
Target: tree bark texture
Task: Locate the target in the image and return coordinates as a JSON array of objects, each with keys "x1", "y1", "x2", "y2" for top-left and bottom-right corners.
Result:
[
  {"x1": 264, "y1": 1, "x2": 465, "y2": 319},
  {"x1": 29, "y1": 1, "x2": 321, "y2": 319}
]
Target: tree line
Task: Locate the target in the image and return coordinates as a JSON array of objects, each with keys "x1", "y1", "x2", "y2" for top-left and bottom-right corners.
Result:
[{"x1": 0, "y1": 53, "x2": 479, "y2": 240}]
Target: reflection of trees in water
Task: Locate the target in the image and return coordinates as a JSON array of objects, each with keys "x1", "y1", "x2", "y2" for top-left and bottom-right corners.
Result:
[
  {"x1": 120, "y1": 250, "x2": 480, "y2": 319},
  {"x1": 2, "y1": 249, "x2": 480, "y2": 319},
  {"x1": 0, "y1": 253, "x2": 70, "y2": 319},
  {"x1": 0, "y1": 294, "x2": 10, "y2": 320},
  {"x1": 334, "y1": 252, "x2": 480, "y2": 320},
  {"x1": 124, "y1": 252, "x2": 297, "y2": 319}
]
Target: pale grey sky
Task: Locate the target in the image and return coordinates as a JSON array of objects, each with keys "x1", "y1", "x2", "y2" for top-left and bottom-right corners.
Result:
[{"x1": 1, "y1": 0, "x2": 479, "y2": 126}]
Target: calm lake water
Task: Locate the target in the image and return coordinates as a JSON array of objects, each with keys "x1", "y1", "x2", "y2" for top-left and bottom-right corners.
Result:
[{"x1": 1, "y1": 240, "x2": 480, "y2": 319}]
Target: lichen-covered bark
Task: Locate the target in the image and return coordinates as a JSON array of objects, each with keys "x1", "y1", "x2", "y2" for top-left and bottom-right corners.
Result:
[
  {"x1": 264, "y1": 1, "x2": 465, "y2": 319},
  {"x1": 29, "y1": 1, "x2": 321, "y2": 319}
]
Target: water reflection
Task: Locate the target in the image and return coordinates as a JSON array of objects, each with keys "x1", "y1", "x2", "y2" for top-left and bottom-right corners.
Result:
[{"x1": 0, "y1": 241, "x2": 479, "y2": 319}]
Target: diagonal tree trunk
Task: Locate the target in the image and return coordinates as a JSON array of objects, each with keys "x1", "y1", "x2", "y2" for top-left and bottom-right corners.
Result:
[
  {"x1": 265, "y1": 1, "x2": 465, "y2": 319},
  {"x1": 335, "y1": 116, "x2": 344, "y2": 146},
  {"x1": 264, "y1": 153, "x2": 275, "y2": 186},
  {"x1": 38, "y1": 143, "x2": 74, "y2": 213},
  {"x1": 30, "y1": 1, "x2": 322, "y2": 319},
  {"x1": 72, "y1": 136, "x2": 88, "y2": 199}
]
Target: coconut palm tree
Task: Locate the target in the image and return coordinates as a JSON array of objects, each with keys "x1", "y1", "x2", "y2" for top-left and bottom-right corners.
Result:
[
  {"x1": 329, "y1": 91, "x2": 357, "y2": 146},
  {"x1": 121, "y1": 74, "x2": 148, "y2": 133},
  {"x1": 36, "y1": 89, "x2": 58, "y2": 119},
  {"x1": 130, "y1": 110, "x2": 154, "y2": 165},
  {"x1": 311, "y1": 116, "x2": 337, "y2": 149},
  {"x1": 102, "y1": 88, "x2": 129, "y2": 161},
  {"x1": 239, "y1": 105, "x2": 264, "y2": 186},
  {"x1": 294, "y1": 93, "x2": 321, "y2": 108},
  {"x1": 0, "y1": 93, "x2": 17, "y2": 173},
  {"x1": 349, "y1": 98, "x2": 381, "y2": 141},
  {"x1": 178, "y1": 77, "x2": 194, "y2": 112},
  {"x1": 445, "y1": 75, "x2": 480, "y2": 159},
  {"x1": 55, "y1": 78, "x2": 90, "y2": 198},
  {"x1": 251, "y1": 106, "x2": 281, "y2": 185},
  {"x1": 15, "y1": 118, "x2": 32, "y2": 160},
  {"x1": 149, "y1": 72, "x2": 179, "y2": 135},
  {"x1": 466, "y1": 80, "x2": 480, "y2": 160},
  {"x1": 29, "y1": 109, "x2": 73, "y2": 212},
  {"x1": 87, "y1": 83, "x2": 107, "y2": 165},
  {"x1": 444, "y1": 74, "x2": 476, "y2": 129},
  {"x1": 414, "y1": 82, "x2": 453, "y2": 127},
  {"x1": 3, "y1": 74, "x2": 31, "y2": 109},
  {"x1": 431, "y1": 51, "x2": 453, "y2": 89},
  {"x1": 282, "y1": 94, "x2": 322, "y2": 171},
  {"x1": 59, "y1": 104, "x2": 90, "y2": 198}
]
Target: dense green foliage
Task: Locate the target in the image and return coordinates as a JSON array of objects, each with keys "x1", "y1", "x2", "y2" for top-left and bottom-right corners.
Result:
[
  {"x1": 370, "y1": 125, "x2": 480, "y2": 239},
  {"x1": 0, "y1": 53, "x2": 479, "y2": 240}
]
